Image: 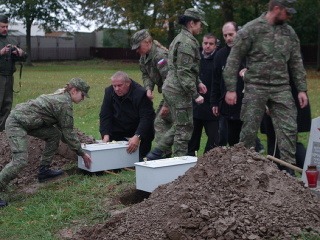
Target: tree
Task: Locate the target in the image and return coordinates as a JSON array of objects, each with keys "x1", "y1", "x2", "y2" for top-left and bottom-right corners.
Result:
[{"x1": 0, "y1": 0, "x2": 85, "y2": 65}]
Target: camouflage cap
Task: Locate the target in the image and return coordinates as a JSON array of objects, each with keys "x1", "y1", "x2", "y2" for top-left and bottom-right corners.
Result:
[
  {"x1": 68, "y1": 78, "x2": 90, "y2": 98},
  {"x1": 130, "y1": 29, "x2": 151, "y2": 50},
  {"x1": 183, "y1": 8, "x2": 208, "y2": 26},
  {"x1": 275, "y1": 0, "x2": 297, "y2": 14}
]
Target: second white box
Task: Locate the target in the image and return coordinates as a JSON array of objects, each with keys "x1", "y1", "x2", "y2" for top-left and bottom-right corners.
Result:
[{"x1": 135, "y1": 156, "x2": 197, "y2": 192}]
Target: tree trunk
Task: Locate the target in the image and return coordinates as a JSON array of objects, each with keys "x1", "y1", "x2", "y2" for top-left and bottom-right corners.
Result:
[{"x1": 25, "y1": 19, "x2": 33, "y2": 66}]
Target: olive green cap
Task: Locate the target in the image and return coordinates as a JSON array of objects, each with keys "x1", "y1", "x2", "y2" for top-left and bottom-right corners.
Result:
[
  {"x1": 130, "y1": 29, "x2": 151, "y2": 50},
  {"x1": 275, "y1": 0, "x2": 297, "y2": 14},
  {"x1": 68, "y1": 78, "x2": 90, "y2": 98},
  {"x1": 183, "y1": 8, "x2": 208, "y2": 26}
]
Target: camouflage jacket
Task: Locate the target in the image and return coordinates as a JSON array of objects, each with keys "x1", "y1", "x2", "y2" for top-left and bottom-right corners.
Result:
[
  {"x1": 162, "y1": 26, "x2": 201, "y2": 99},
  {"x1": 11, "y1": 91, "x2": 84, "y2": 156},
  {"x1": 139, "y1": 42, "x2": 168, "y2": 93},
  {"x1": 0, "y1": 35, "x2": 27, "y2": 76},
  {"x1": 223, "y1": 12, "x2": 307, "y2": 92}
]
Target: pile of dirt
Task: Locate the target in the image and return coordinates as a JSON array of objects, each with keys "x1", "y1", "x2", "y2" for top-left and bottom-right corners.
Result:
[
  {"x1": 73, "y1": 144, "x2": 320, "y2": 240},
  {"x1": 0, "y1": 130, "x2": 95, "y2": 188}
]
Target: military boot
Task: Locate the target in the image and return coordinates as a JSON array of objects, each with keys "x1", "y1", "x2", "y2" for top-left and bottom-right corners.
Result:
[
  {"x1": 146, "y1": 148, "x2": 170, "y2": 160},
  {"x1": 38, "y1": 165, "x2": 64, "y2": 183},
  {"x1": 0, "y1": 199, "x2": 8, "y2": 207}
]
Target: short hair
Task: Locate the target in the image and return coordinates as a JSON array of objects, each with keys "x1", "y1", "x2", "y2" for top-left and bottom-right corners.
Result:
[
  {"x1": 222, "y1": 21, "x2": 238, "y2": 32},
  {"x1": 268, "y1": 0, "x2": 284, "y2": 11},
  {"x1": 111, "y1": 71, "x2": 130, "y2": 83},
  {"x1": 0, "y1": 15, "x2": 8, "y2": 23},
  {"x1": 203, "y1": 33, "x2": 217, "y2": 44},
  {"x1": 178, "y1": 15, "x2": 201, "y2": 27}
]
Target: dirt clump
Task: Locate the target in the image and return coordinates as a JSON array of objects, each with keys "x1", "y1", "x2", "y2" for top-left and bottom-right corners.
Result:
[
  {"x1": 73, "y1": 144, "x2": 320, "y2": 240},
  {"x1": 0, "y1": 130, "x2": 95, "y2": 188}
]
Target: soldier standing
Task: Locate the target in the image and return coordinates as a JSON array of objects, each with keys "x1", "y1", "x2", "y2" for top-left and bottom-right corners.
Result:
[
  {"x1": 147, "y1": 8, "x2": 208, "y2": 159},
  {"x1": 223, "y1": 0, "x2": 308, "y2": 166},
  {"x1": 130, "y1": 29, "x2": 172, "y2": 158},
  {"x1": 0, "y1": 78, "x2": 92, "y2": 207},
  {"x1": 0, "y1": 15, "x2": 27, "y2": 131}
]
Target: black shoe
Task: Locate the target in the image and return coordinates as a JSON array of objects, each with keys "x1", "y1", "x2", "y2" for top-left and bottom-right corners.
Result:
[
  {"x1": 146, "y1": 148, "x2": 168, "y2": 160},
  {"x1": 38, "y1": 166, "x2": 64, "y2": 183},
  {"x1": 0, "y1": 199, "x2": 8, "y2": 207}
]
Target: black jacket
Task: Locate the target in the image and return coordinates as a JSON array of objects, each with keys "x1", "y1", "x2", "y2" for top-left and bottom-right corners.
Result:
[
  {"x1": 210, "y1": 46, "x2": 245, "y2": 120},
  {"x1": 99, "y1": 80, "x2": 155, "y2": 139},
  {"x1": 193, "y1": 51, "x2": 219, "y2": 121}
]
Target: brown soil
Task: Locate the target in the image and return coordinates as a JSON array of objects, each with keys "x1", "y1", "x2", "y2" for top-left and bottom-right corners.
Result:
[
  {"x1": 1, "y1": 131, "x2": 320, "y2": 239},
  {"x1": 72, "y1": 144, "x2": 320, "y2": 240}
]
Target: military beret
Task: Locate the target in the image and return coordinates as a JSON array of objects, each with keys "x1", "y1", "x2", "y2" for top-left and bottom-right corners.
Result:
[
  {"x1": 130, "y1": 29, "x2": 151, "y2": 50},
  {"x1": 68, "y1": 78, "x2": 90, "y2": 98},
  {"x1": 275, "y1": 0, "x2": 297, "y2": 14},
  {"x1": 183, "y1": 8, "x2": 208, "y2": 26},
  {"x1": 0, "y1": 15, "x2": 8, "y2": 23}
]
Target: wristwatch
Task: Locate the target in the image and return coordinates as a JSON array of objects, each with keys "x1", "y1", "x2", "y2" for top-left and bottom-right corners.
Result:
[{"x1": 134, "y1": 134, "x2": 141, "y2": 139}]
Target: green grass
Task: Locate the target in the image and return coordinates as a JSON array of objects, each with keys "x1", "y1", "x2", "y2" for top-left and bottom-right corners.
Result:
[{"x1": 0, "y1": 60, "x2": 319, "y2": 239}]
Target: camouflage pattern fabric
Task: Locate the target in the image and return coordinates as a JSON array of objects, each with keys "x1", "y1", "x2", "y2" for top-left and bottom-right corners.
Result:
[
  {"x1": 223, "y1": 13, "x2": 306, "y2": 164},
  {"x1": 162, "y1": 26, "x2": 201, "y2": 100},
  {"x1": 139, "y1": 42, "x2": 172, "y2": 146},
  {"x1": 159, "y1": 91, "x2": 193, "y2": 157},
  {"x1": 159, "y1": 26, "x2": 201, "y2": 156},
  {"x1": 0, "y1": 91, "x2": 84, "y2": 190}
]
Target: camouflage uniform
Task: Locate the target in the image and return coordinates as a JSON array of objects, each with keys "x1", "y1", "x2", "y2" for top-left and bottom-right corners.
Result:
[
  {"x1": 161, "y1": 26, "x2": 202, "y2": 156},
  {"x1": 139, "y1": 42, "x2": 172, "y2": 145},
  {"x1": 0, "y1": 90, "x2": 85, "y2": 190},
  {"x1": 223, "y1": 12, "x2": 307, "y2": 164},
  {"x1": 0, "y1": 31, "x2": 27, "y2": 131}
]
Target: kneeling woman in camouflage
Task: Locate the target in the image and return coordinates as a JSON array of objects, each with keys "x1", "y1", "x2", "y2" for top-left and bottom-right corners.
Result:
[{"x1": 0, "y1": 78, "x2": 92, "y2": 207}]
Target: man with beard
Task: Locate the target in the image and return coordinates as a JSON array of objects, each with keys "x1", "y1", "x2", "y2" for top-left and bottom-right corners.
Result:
[{"x1": 223, "y1": 0, "x2": 308, "y2": 167}]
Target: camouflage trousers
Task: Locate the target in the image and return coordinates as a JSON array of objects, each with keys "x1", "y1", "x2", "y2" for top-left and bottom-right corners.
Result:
[
  {"x1": 154, "y1": 98, "x2": 173, "y2": 147},
  {"x1": 157, "y1": 90, "x2": 193, "y2": 157},
  {"x1": 240, "y1": 86, "x2": 297, "y2": 164},
  {"x1": 0, "y1": 114, "x2": 61, "y2": 191}
]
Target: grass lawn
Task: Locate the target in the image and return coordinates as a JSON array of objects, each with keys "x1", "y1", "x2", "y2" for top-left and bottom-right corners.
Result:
[{"x1": 0, "y1": 59, "x2": 319, "y2": 240}]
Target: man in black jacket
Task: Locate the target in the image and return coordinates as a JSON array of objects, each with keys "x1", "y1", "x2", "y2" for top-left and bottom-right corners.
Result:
[
  {"x1": 211, "y1": 22, "x2": 244, "y2": 146},
  {"x1": 99, "y1": 71, "x2": 155, "y2": 161},
  {"x1": 188, "y1": 33, "x2": 219, "y2": 156}
]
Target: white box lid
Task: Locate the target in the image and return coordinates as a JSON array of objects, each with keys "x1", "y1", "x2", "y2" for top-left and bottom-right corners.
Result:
[
  {"x1": 135, "y1": 156, "x2": 197, "y2": 168},
  {"x1": 81, "y1": 141, "x2": 128, "y2": 151}
]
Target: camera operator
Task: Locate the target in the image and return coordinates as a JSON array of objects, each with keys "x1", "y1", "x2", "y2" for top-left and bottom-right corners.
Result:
[{"x1": 0, "y1": 15, "x2": 27, "y2": 131}]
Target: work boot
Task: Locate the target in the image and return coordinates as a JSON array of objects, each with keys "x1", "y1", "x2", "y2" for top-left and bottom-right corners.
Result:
[
  {"x1": 0, "y1": 199, "x2": 8, "y2": 207},
  {"x1": 146, "y1": 148, "x2": 168, "y2": 160},
  {"x1": 38, "y1": 166, "x2": 64, "y2": 183}
]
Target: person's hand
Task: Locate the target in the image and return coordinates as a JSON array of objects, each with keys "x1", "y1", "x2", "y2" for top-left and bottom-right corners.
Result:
[
  {"x1": 127, "y1": 135, "x2": 140, "y2": 154},
  {"x1": 82, "y1": 153, "x2": 92, "y2": 169},
  {"x1": 198, "y1": 83, "x2": 207, "y2": 94},
  {"x1": 225, "y1": 91, "x2": 237, "y2": 105},
  {"x1": 102, "y1": 135, "x2": 110, "y2": 143},
  {"x1": 195, "y1": 95, "x2": 204, "y2": 104},
  {"x1": 0, "y1": 45, "x2": 9, "y2": 55},
  {"x1": 146, "y1": 90, "x2": 154, "y2": 100},
  {"x1": 212, "y1": 106, "x2": 219, "y2": 116},
  {"x1": 298, "y1": 91, "x2": 308, "y2": 108},
  {"x1": 239, "y1": 68, "x2": 247, "y2": 78},
  {"x1": 160, "y1": 105, "x2": 169, "y2": 117}
]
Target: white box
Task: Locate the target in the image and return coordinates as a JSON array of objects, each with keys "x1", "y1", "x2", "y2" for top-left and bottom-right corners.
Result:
[
  {"x1": 134, "y1": 156, "x2": 197, "y2": 192},
  {"x1": 78, "y1": 141, "x2": 139, "y2": 172}
]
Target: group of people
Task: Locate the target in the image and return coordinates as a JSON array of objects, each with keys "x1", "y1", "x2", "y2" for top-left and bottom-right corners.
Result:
[{"x1": 0, "y1": 0, "x2": 310, "y2": 207}]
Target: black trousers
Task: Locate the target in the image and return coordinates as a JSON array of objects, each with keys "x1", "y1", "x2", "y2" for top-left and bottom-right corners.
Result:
[{"x1": 188, "y1": 118, "x2": 219, "y2": 156}]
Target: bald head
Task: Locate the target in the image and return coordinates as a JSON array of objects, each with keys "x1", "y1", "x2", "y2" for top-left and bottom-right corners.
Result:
[{"x1": 222, "y1": 22, "x2": 238, "y2": 47}]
